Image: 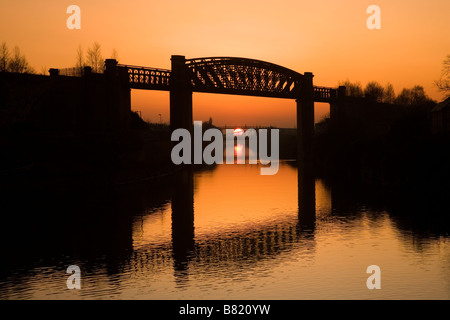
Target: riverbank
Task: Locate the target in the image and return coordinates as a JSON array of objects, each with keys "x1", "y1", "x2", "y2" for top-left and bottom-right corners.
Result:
[
  {"x1": 0, "y1": 111, "x2": 174, "y2": 191},
  {"x1": 314, "y1": 102, "x2": 450, "y2": 202}
]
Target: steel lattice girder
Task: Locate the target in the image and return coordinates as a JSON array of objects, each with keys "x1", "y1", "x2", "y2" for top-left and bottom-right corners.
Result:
[
  {"x1": 119, "y1": 59, "x2": 339, "y2": 102},
  {"x1": 186, "y1": 57, "x2": 303, "y2": 99}
]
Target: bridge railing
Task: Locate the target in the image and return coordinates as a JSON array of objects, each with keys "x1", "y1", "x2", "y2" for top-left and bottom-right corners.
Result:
[
  {"x1": 118, "y1": 64, "x2": 171, "y2": 90},
  {"x1": 313, "y1": 86, "x2": 338, "y2": 102}
]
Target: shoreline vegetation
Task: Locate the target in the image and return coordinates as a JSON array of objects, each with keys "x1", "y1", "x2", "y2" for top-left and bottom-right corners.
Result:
[
  {"x1": 314, "y1": 77, "x2": 450, "y2": 208},
  {"x1": 314, "y1": 101, "x2": 450, "y2": 214}
]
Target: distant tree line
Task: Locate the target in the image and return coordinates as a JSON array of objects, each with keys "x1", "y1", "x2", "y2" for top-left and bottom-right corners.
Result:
[
  {"x1": 339, "y1": 53, "x2": 450, "y2": 104},
  {"x1": 338, "y1": 79, "x2": 435, "y2": 105},
  {"x1": 0, "y1": 42, "x2": 35, "y2": 74},
  {"x1": 75, "y1": 42, "x2": 119, "y2": 73}
]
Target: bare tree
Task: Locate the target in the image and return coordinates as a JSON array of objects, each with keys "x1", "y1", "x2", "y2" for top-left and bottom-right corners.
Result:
[
  {"x1": 40, "y1": 66, "x2": 48, "y2": 75},
  {"x1": 86, "y1": 42, "x2": 104, "y2": 73},
  {"x1": 435, "y1": 54, "x2": 450, "y2": 97},
  {"x1": 110, "y1": 48, "x2": 119, "y2": 62},
  {"x1": 0, "y1": 42, "x2": 9, "y2": 72},
  {"x1": 75, "y1": 44, "x2": 84, "y2": 73},
  {"x1": 8, "y1": 46, "x2": 34, "y2": 73}
]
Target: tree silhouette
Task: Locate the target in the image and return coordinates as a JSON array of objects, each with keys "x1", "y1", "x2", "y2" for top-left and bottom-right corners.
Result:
[
  {"x1": 339, "y1": 79, "x2": 363, "y2": 97},
  {"x1": 9, "y1": 46, "x2": 34, "y2": 73},
  {"x1": 76, "y1": 43, "x2": 119, "y2": 73},
  {"x1": 395, "y1": 85, "x2": 433, "y2": 105},
  {"x1": 410, "y1": 86, "x2": 431, "y2": 105},
  {"x1": 435, "y1": 54, "x2": 450, "y2": 97},
  {"x1": 40, "y1": 66, "x2": 48, "y2": 75},
  {"x1": 364, "y1": 81, "x2": 384, "y2": 102},
  {"x1": 75, "y1": 44, "x2": 84, "y2": 73},
  {"x1": 383, "y1": 83, "x2": 396, "y2": 104},
  {"x1": 395, "y1": 88, "x2": 412, "y2": 105},
  {"x1": 110, "y1": 48, "x2": 119, "y2": 62},
  {"x1": 86, "y1": 42, "x2": 104, "y2": 73},
  {"x1": 0, "y1": 43, "x2": 34, "y2": 73},
  {"x1": 0, "y1": 42, "x2": 9, "y2": 72}
]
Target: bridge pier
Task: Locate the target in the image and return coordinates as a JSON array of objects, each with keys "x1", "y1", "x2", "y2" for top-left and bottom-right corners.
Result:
[
  {"x1": 298, "y1": 165, "x2": 316, "y2": 231},
  {"x1": 171, "y1": 167, "x2": 195, "y2": 275},
  {"x1": 330, "y1": 85, "x2": 347, "y2": 125},
  {"x1": 296, "y1": 72, "x2": 315, "y2": 171},
  {"x1": 105, "y1": 59, "x2": 131, "y2": 131},
  {"x1": 170, "y1": 55, "x2": 193, "y2": 135},
  {"x1": 296, "y1": 72, "x2": 316, "y2": 228}
]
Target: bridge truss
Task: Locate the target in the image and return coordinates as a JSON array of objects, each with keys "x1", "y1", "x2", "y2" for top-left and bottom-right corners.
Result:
[{"x1": 119, "y1": 57, "x2": 339, "y2": 103}]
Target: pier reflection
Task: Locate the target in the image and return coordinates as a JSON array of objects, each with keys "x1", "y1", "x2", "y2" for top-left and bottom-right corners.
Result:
[
  {"x1": 168, "y1": 163, "x2": 317, "y2": 284},
  {"x1": 298, "y1": 165, "x2": 316, "y2": 232},
  {"x1": 171, "y1": 167, "x2": 195, "y2": 284}
]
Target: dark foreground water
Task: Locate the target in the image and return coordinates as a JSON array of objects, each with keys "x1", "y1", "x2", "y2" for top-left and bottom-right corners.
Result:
[{"x1": 0, "y1": 162, "x2": 449, "y2": 299}]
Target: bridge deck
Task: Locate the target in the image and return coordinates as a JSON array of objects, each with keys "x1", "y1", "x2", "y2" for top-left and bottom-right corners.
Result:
[{"x1": 118, "y1": 64, "x2": 339, "y2": 103}]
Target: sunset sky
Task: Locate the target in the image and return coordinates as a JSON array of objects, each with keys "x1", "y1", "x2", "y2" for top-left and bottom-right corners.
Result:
[{"x1": 1, "y1": 0, "x2": 449, "y2": 127}]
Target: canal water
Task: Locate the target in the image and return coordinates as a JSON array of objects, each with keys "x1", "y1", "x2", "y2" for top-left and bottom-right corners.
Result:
[{"x1": 0, "y1": 162, "x2": 449, "y2": 299}]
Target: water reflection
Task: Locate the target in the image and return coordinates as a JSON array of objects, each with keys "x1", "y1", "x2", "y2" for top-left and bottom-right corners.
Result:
[
  {"x1": 0, "y1": 162, "x2": 448, "y2": 299},
  {"x1": 298, "y1": 164, "x2": 316, "y2": 232},
  {"x1": 171, "y1": 167, "x2": 195, "y2": 285},
  {"x1": 166, "y1": 162, "x2": 317, "y2": 286}
]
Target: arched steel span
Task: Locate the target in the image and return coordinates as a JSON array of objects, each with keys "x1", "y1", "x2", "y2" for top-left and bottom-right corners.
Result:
[{"x1": 185, "y1": 57, "x2": 303, "y2": 99}]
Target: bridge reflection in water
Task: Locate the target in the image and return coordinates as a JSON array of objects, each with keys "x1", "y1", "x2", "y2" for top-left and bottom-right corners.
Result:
[
  {"x1": 0, "y1": 162, "x2": 323, "y2": 298},
  {"x1": 140, "y1": 163, "x2": 318, "y2": 286},
  {"x1": 1, "y1": 156, "x2": 448, "y2": 299}
]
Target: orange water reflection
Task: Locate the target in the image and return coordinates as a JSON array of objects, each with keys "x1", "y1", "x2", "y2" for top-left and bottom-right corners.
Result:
[
  {"x1": 132, "y1": 162, "x2": 329, "y2": 248},
  {"x1": 1, "y1": 162, "x2": 449, "y2": 299}
]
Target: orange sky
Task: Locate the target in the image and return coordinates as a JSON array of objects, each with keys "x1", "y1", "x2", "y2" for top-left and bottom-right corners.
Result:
[{"x1": 1, "y1": 0, "x2": 449, "y2": 127}]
